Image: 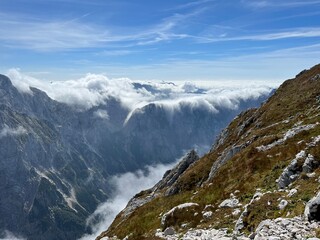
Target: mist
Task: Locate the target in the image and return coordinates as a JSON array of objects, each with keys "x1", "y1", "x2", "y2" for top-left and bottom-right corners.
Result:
[
  {"x1": 0, "y1": 230, "x2": 26, "y2": 240},
  {"x1": 78, "y1": 161, "x2": 177, "y2": 240}
]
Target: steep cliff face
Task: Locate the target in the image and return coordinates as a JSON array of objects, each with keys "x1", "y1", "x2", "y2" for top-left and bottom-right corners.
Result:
[
  {"x1": 0, "y1": 75, "x2": 270, "y2": 239},
  {"x1": 99, "y1": 64, "x2": 320, "y2": 240}
]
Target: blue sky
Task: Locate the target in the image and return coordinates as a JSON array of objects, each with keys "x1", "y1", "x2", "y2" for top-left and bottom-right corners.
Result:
[{"x1": 0, "y1": 0, "x2": 320, "y2": 81}]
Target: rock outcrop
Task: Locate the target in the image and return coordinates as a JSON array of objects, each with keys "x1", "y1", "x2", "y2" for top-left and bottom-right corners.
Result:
[
  {"x1": 154, "y1": 150, "x2": 199, "y2": 196},
  {"x1": 305, "y1": 192, "x2": 320, "y2": 221}
]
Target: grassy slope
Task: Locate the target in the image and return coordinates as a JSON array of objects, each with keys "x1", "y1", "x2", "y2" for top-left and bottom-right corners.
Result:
[{"x1": 98, "y1": 64, "x2": 320, "y2": 240}]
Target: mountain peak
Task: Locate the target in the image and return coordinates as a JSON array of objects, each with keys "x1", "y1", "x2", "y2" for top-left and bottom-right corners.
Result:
[{"x1": 0, "y1": 74, "x2": 13, "y2": 90}]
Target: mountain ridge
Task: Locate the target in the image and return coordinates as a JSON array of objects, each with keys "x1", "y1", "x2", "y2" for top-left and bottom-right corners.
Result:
[{"x1": 99, "y1": 64, "x2": 320, "y2": 240}]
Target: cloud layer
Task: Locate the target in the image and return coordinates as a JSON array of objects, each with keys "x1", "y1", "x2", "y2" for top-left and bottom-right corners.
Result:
[{"x1": 7, "y1": 69, "x2": 278, "y2": 121}]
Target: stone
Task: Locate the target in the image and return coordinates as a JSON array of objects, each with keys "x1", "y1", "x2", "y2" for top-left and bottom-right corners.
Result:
[
  {"x1": 305, "y1": 192, "x2": 320, "y2": 221},
  {"x1": 232, "y1": 208, "x2": 241, "y2": 216},
  {"x1": 287, "y1": 189, "x2": 298, "y2": 197},
  {"x1": 302, "y1": 154, "x2": 319, "y2": 173},
  {"x1": 311, "y1": 74, "x2": 320, "y2": 81},
  {"x1": 163, "y1": 227, "x2": 175, "y2": 236},
  {"x1": 203, "y1": 211, "x2": 213, "y2": 220},
  {"x1": 278, "y1": 200, "x2": 288, "y2": 210},
  {"x1": 219, "y1": 197, "x2": 239, "y2": 208},
  {"x1": 161, "y1": 203, "x2": 200, "y2": 229},
  {"x1": 277, "y1": 151, "x2": 306, "y2": 189},
  {"x1": 207, "y1": 144, "x2": 244, "y2": 182}
]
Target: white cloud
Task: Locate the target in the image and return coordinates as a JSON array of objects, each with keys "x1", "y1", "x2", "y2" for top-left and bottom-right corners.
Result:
[
  {"x1": 78, "y1": 161, "x2": 177, "y2": 240},
  {"x1": 0, "y1": 230, "x2": 26, "y2": 240},
  {"x1": 0, "y1": 125, "x2": 27, "y2": 139},
  {"x1": 0, "y1": 8, "x2": 195, "y2": 51},
  {"x1": 94, "y1": 110, "x2": 109, "y2": 120},
  {"x1": 7, "y1": 69, "x2": 276, "y2": 122},
  {"x1": 195, "y1": 27, "x2": 320, "y2": 43},
  {"x1": 243, "y1": 0, "x2": 320, "y2": 8}
]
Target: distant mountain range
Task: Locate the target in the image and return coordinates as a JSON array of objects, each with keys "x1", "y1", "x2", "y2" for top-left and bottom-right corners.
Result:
[{"x1": 0, "y1": 74, "x2": 272, "y2": 240}]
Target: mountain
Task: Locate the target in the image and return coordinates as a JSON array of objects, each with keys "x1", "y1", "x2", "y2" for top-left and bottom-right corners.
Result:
[
  {"x1": 0, "y1": 75, "x2": 270, "y2": 239},
  {"x1": 99, "y1": 64, "x2": 320, "y2": 240}
]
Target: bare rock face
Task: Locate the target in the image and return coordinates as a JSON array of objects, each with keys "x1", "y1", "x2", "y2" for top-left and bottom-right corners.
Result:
[
  {"x1": 155, "y1": 149, "x2": 200, "y2": 196},
  {"x1": 277, "y1": 151, "x2": 319, "y2": 189},
  {"x1": 277, "y1": 151, "x2": 305, "y2": 189},
  {"x1": 155, "y1": 150, "x2": 199, "y2": 192},
  {"x1": 303, "y1": 154, "x2": 319, "y2": 173},
  {"x1": 206, "y1": 144, "x2": 244, "y2": 182}
]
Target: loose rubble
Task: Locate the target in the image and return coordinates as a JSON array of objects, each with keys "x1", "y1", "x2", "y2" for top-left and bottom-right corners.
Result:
[
  {"x1": 254, "y1": 217, "x2": 320, "y2": 240},
  {"x1": 155, "y1": 216, "x2": 320, "y2": 240}
]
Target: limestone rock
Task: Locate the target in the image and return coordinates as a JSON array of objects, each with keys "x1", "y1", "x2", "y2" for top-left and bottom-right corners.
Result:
[
  {"x1": 277, "y1": 151, "x2": 306, "y2": 189},
  {"x1": 302, "y1": 154, "x2": 319, "y2": 173},
  {"x1": 153, "y1": 150, "x2": 199, "y2": 196},
  {"x1": 305, "y1": 191, "x2": 320, "y2": 221},
  {"x1": 207, "y1": 144, "x2": 244, "y2": 182},
  {"x1": 161, "y1": 203, "x2": 200, "y2": 229},
  {"x1": 278, "y1": 199, "x2": 288, "y2": 210},
  {"x1": 163, "y1": 227, "x2": 175, "y2": 236}
]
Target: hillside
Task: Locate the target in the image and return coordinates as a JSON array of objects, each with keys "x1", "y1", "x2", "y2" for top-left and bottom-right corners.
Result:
[{"x1": 98, "y1": 64, "x2": 320, "y2": 240}]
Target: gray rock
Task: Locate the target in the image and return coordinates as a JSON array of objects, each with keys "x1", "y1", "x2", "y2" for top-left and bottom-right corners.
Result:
[
  {"x1": 207, "y1": 144, "x2": 244, "y2": 182},
  {"x1": 153, "y1": 150, "x2": 199, "y2": 196},
  {"x1": 219, "y1": 197, "x2": 239, "y2": 208},
  {"x1": 202, "y1": 211, "x2": 213, "y2": 220},
  {"x1": 163, "y1": 227, "x2": 176, "y2": 236},
  {"x1": 302, "y1": 154, "x2": 319, "y2": 173},
  {"x1": 305, "y1": 192, "x2": 320, "y2": 221},
  {"x1": 161, "y1": 203, "x2": 199, "y2": 229},
  {"x1": 278, "y1": 199, "x2": 288, "y2": 210},
  {"x1": 277, "y1": 151, "x2": 305, "y2": 189},
  {"x1": 254, "y1": 217, "x2": 320, "y2": 240},
  {"x1": 287, "y1": 188, "x2": 298, "y2": 197},
  {"x1": 311, "y1": 74, "x2": 320, "y2": 81}
]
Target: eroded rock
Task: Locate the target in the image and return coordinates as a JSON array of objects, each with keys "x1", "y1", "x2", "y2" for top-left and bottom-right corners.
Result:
[{"x1": 305, "y1": 192, "x2": 320, "y2": 221}]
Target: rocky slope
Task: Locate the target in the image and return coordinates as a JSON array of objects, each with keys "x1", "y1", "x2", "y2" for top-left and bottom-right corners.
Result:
[
  {"x1": 98, "y1": 64, "x2": 320, "y2": 240},
  {"x1": 0, "y1": 75, "x2": 269, "y2": 239}
]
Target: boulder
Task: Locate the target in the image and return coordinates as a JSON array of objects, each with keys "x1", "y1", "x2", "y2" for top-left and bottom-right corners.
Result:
[
  {"x1": 302, "y1": 154, "x2": 319, "y2": 173},
  {"x1": 219, "y1": 197, "x2": 239, "y2": 208},
  {"x1": 161, "y1": 203, "x2": 200, "y2": 229},
  {"x1": 305, "y1": 192, "x2": 320, "y2": 221},
  {"x1": 163, "y1": 227, "x2": 175, "y2": 236},
  {"x1": 277, "y1": 151, "x2": 305, "y2": 189},
  {"x1": 278, "y1": 199, "x2": 288, "y2": 210}
]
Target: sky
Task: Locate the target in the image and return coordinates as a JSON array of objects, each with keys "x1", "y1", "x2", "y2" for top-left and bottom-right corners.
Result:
[{"x1": 0, "y1": 0, "x2": 320, "y2": 82}]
